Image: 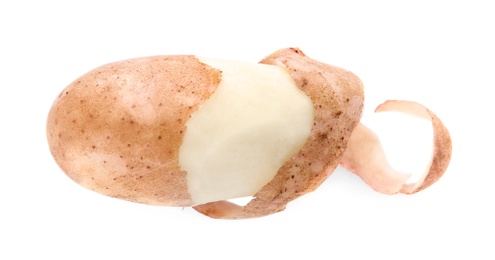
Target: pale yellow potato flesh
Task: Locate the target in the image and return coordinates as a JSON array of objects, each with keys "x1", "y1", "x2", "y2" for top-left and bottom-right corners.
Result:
[{"x1": 180, "y1": 58, "x2": 314, "y2": 205}]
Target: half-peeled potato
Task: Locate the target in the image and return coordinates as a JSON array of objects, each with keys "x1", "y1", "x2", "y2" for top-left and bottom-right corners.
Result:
[{"x1": 46, "y1": 48, "x2": 452, "y2": 219}]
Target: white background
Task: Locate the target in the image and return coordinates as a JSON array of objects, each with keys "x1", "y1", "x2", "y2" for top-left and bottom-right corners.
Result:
[{"x1": 1, "y1": 1, "x2": 494, "y2": 259}]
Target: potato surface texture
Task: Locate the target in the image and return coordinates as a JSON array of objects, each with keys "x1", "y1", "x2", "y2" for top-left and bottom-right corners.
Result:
[
  {"x1": 47, "y1": 48, "x2": 451, "y2": 219},
  {"x1": 47, "y1": 56, "x2": 221, "y2": 206}
]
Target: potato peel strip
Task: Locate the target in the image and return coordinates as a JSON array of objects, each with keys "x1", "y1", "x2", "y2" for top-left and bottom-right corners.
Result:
[{"x1": 341, "y1": 100, "x2": 452, "y2": 194}]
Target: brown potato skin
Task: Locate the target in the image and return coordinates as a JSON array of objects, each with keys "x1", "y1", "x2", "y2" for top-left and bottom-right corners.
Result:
[
  {"x1": 47, "y1": 56, "x2": 220, "y2": 206},
  {"x1": 195, "y1": 48, "x2": 365, "y2": 218}
]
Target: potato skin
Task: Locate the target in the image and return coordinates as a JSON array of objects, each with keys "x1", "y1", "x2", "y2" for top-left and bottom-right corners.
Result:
[{"x1": 46, "y1": 56, "x2": 221, "y2": 206}]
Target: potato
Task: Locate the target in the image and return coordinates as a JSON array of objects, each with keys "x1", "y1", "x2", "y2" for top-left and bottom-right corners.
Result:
[{"x1": 46, "y1": 48, "x2": 451, "y2": 219}]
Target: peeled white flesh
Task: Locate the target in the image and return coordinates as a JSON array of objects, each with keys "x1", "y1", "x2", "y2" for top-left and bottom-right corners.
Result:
[{"x1": 179, "y1": 58, "x2": 314, "y2": 205}]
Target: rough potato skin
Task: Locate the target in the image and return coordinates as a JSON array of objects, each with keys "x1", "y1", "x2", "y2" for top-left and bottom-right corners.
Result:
[
  {"x1": 47, "y1": 56, "x2": 220, "y2": 206},
  {"x1": 194, "y1": 48, "x2": 365, "y2": 218}
]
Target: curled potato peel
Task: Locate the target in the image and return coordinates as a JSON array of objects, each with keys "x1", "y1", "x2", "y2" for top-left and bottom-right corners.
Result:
[
  {"x1": 339, "y1": 100, "x2": 452, "y2": 194},
  {"x1": 46, "y1": 48, "x2": 452, "y2": 219}
]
